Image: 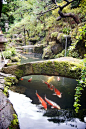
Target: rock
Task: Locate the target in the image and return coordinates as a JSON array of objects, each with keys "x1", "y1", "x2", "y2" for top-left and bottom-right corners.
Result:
[
  {"x1": 51, "y1": 44, "x2": 63, "y2": 54},
  {"x1": 34, "y1": 44, "x2": 44, "y2": 54},
  {"x1": 0, "y1": 91, "x2": 15, "y2": 129}
]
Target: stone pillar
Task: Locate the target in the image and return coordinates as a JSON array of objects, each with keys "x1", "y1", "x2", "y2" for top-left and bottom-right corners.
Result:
[{"x1": 5, "y1": 21, "x2": 9, "y2": 32}]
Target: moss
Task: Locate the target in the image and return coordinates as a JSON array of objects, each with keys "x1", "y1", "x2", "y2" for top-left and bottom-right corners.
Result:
[
  {"x1": 9, "y1": 114, "x2": 19, "y2": 129},
  {"x1": 29, "y1": 36, "x2": 40, "y2": 41},
  {"x1": 3, "y1": 86, "x2": 9, "y2": 97},
  {"x1": 4, "y1": 81, "x2": 12, "y2": 86},
  {"x1": 53, "y1": 60, "x2": 82, "y2": 78},
  {"x1": 32, "y1": 60, "x2": 56, "y2": 75},
  {"x1": 11, "y1": 56, "x2": 21, "y2": 62},
  {"x1": 7, "y1": 62, "x2": 20, "y2": 66},
  {"x1": 51, "y1": 32, "x2": 58, "y2": 38},
  {"x1": 4, "y1": 76, "x2": 18, "y2": 85},
  {"x1": 15, "y1": 69, "x2": 24, "y2": 78},
  {"x1": 57, "y1": 33, "x2": 63, "y2": 41}
]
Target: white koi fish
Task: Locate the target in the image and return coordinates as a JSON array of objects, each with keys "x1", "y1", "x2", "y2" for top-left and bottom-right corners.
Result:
[{"x1": 44, "y1": 95, "x2": 61, "y2": 109}]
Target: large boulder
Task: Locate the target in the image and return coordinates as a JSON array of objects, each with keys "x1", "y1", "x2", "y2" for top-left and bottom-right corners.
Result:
[
  {"x1": 42, "y1": 32, "x2": 72, "y2": 59},
  {"x1": 0, "y1": 91, "x2": 19, "y2": 129}
]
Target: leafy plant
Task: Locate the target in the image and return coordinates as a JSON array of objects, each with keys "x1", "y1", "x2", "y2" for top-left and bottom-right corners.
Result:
[
  {"x1": 62, "y1": 27, "x2": 71, "y2": 34},
  {"x1": 2, "y1": 47, "x2": 16, "y2": 59},
  {"x1": 74, "y1": 55, "x2": 86, "y2": 113}
]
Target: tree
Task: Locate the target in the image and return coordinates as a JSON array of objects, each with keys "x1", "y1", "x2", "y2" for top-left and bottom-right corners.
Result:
[
  {"x1": 0, "y1": 0, "x2": 2, "y2": 17},
  {"x1": 37, "y1": 0, "x2": 80, "y2": 24}
]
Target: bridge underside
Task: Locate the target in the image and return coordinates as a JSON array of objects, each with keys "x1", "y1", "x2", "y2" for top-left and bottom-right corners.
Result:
[{"x1": 2, "y1": 57, "x2": 83, "y2": 79}]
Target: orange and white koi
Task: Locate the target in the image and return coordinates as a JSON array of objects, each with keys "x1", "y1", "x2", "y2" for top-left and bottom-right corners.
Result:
[
  {"x1": 20, "y1": 77, "x2": 24, "y2": 81},
  {"x1": 47, "y1": 76, "x2": 54, "y2": 84},
  {"x1": 53, "y1": 87, "x2": 62, "y2": 98},
  {"x1": 44, "y1": 95, "x2": 60, "y2": 109},
  {"x1": 28, "y1": 77, "x2": 32, "y2": 82},
  {"x1": 36, "y1": 91, "x2": 47, "y2": 110},
  {"x1": 42, "y1": 80, "x2": 53, "y2": 90},
  {"x1": 57, "y1": 76, "x2": 60, "y2": 81}
]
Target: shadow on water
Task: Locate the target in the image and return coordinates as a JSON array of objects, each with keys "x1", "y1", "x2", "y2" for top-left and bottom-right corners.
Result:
[{"x1": 8, "y1": 53, "x2": 86, "y2": 129}]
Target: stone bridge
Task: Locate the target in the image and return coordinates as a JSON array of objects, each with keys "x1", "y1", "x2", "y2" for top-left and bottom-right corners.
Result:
[{"x1": 2, "y1": 57, "x2": 83, "y2": 79}]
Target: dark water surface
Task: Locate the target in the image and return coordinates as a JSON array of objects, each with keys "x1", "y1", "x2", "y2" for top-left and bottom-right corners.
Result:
[{"x1": 8, "y1": 54, "x2": 86, "y2": 129}]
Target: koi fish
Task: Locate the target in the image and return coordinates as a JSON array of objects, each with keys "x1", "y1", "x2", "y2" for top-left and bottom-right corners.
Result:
[
  {"x1": 50, "y1": 84, "x2": 54, "y2": 90},
  {"x1": 57, "y1": 76, "x2": 60, "y2": 81},
  {"x1": 28, "y1": 77, "x2": 32, "y2": 82},
  {"x1": 42, "y1": 80, "x2": 53, "y2": 90},
  {"x1": 53, "y1": 87, "x2": 62, "y2": 98},
  {"x1": 47, "y1": 76, "x2": 54, "y2": 84},
  {"x1": 36, "y1": 91, "x2": 47, "y2": 110},
  {"x1": 20, "y1": 77, "x2": 23, "y2": 81},
  {"x1": 44, "y1": 95, "x2": 61, "y2": 109}
]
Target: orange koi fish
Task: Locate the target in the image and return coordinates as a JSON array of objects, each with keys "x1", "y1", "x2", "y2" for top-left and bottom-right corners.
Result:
[
  {"x1": 20, "y1": 77, "x2": 23, "y2": 81},
  {"x1": 28, "y1": 77, "x2": 32, "y2": 82},
  {"x1": 57, "y1": 76, "x2": 60, "y2": 81},
  {"x1": 53, "y1": 87, "x2": 62, "y2": 98},
  {"x1": 44, "y1": 95, "x2": 61, "y2": 109},
  {"x1": 36, "y1": 91, "x2": 47, "y2": 110},
  {"x1": 42, "y1": 80, "x2": 53, "y2": 90}
]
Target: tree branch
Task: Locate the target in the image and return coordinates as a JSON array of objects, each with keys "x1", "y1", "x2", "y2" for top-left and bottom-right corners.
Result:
[
  {"x1": 57, "y1": 11, "x2": 80, "y2": 24},
  {"x1": 37, "y1": 6, "x2": 59, "y2": 17},
  {"x1": 37, "y1": 0, "x2": 80, "y2": 24}
]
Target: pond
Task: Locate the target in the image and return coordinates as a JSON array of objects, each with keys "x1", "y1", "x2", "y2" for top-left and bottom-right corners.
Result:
[{"x1": 8, "y1": 53, "x2": 86, "y2": 129}]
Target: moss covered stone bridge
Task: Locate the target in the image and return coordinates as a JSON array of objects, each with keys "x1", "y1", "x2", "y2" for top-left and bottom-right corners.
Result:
[{"x1": 2, "y1": 57, "x2": 83, "y2": 79}]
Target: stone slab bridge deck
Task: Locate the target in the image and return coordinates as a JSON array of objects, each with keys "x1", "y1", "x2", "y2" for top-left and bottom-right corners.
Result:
[{"x1": 2, "y1": 57, "x2": 83, "y2": 79}]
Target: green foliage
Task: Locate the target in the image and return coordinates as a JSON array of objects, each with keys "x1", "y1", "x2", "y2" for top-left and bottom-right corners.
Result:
[
  {"x1": 2, "y1": 47, "x2": 16, "y2": 59},
  {"x1": 74, "y1": 57, "x2": 86, "y2": 113},
  {"x1": 0, "y1": 13, "x2": 8, "y2": 31},
  {"x1": 51, "y1": 32, "x2": 58, "y2": 38},
  {"x1": 62, "y1": 27, "x2": 71, "y2": 34},
  {"x1": 3, "y1": 86, "x2": 9, "y2": 96},
  {"x1": 9, "y1": 114, "x2": 19, "y2": 128},
  {"x1": 76, "y1": 24, "x2": 86, "y2": 41}
]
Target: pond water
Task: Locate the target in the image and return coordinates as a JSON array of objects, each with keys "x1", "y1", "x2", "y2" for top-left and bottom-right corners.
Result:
[{"x1": 8, "y1": 53, "x2": 86, "y2": 129}]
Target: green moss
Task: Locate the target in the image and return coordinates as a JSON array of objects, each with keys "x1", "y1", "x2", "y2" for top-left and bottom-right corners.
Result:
[
  {"x1": 11, "y1": 56, "x2": 21, "y2": 62},
  {"x1": 4, "y1": 76, "x2": 18, "y2": 85},
  {"x1": 9, "y1": 114, "x2": 19, "y2": 129},
  {"x1": 51, "y1": 32, "x2": 58, "y2": 38},
  {"x1": 32, "y1": 61, "x2": 56, "y2": 75},
  {"x1": 15, "y1": 69, "x2": 24, "y2": 78},
  {"x1": 4, "y1": 81, "x2": 12, "y2": 86},
  {"x1": 54, "y1": 60, "x2": 82, "y2": 78},
  {"x1": 3, "y1": 86, "x2": 9, "y2": 96},
  {"x1": 7, "y1": 62, "x2": 20, "y2": 66},
  {"x1": 57, "y1": 33, "x2": 63, "y2": 41}
]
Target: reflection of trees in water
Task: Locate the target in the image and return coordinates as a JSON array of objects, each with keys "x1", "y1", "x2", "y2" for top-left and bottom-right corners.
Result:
[
  {"x1": 43, "y1": 109, "x2": 73, "y2": 120},
  {"x1": 43, "y1": 109, "x2": 86, "y2": 128}
]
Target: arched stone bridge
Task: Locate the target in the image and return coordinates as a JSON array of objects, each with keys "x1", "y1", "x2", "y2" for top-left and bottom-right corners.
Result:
[{"x1": 2, "y1": 57, "x2": 83, "y2": 79}]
